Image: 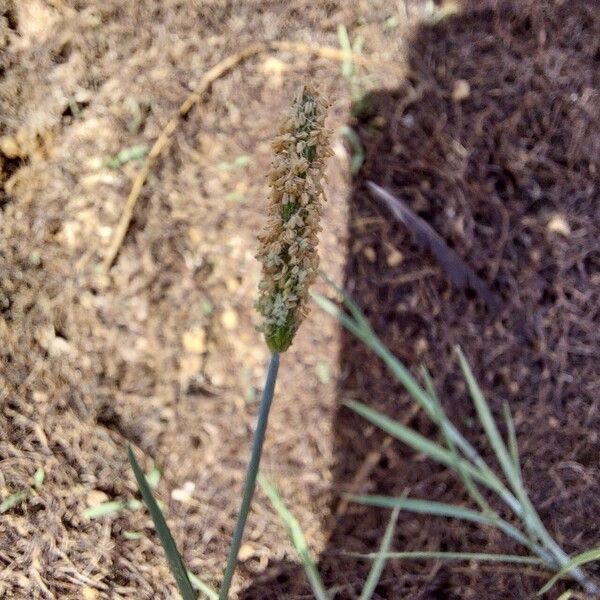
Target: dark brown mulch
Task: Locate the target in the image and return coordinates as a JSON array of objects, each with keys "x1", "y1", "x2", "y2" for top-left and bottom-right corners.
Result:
[{"x1": 243, "y1": 0, "x2": 600, "y2": 598}]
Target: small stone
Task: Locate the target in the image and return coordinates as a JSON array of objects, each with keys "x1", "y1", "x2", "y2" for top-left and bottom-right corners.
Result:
[
  {"x1": 362, "y1": 246, "x2": 377, "y2": 263},
  {"x1": 179, "y1": 355, "x2": 202, "y2": 381},
  {"x1": 60, "y1": 221, "x2": 81, "y2": 247},
  {"x1": 49, "y1": 336, "x2": 73, "y2": 356},
  {"x1": 82, "y1": 588, "x2": 99, "y2": 600},
  {"x1": 546, "y1": 214, "x2": 571, "y2": 237},
  {"x1": 98, "y1": 226, "x2": 112, "y2": 239},
  {"x1": 171, "y1": 481, "x2": 195, "y2": 503},
  {"x1": 0, "y1": 136, "x2": 21, "y2": 158},
  {"x1": 238, "y1": 542, "x2": 256, "y2": 561},
  {"x1": 372, "y1": 116, "x2": 386, "y2": 128},
  {"x1": 452, "y1": 79, "x2": 471, "y2": 102},
  {"x1": 221, "y1": 309, "x2": 238, "y2": 330},
  {"x1": 32, "y1": 391, "x2": 48, "y2": 403},
  {"x1": 386, "y1": 248, "x2": 404, "y2": 267},
  {"x1": 226, "y1": 277, "x2": 240, "y2": 293},
  {"x1": 28, "y1": 250, "x2": 42, "y2": 266},
  {"x1": 188, "y1": 227, "x2": 203, "y2": 245},
  {"x1": 415, "y1": 338, "x2": 428, "y2": 356},
  {"x1": 86, "y1": 490, "x2": 109, "y2": 507},
  {"x1": 262, "y1": 57, "x2": 288, "y2": 75},
  {"x1": 182, "y1": 327, "x2": 207, "y2": 354},
  {"x1": 315, "y1": 361, "x2": 330, "y2": 384}
]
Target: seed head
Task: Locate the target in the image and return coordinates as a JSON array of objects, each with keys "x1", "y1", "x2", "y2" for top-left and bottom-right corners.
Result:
[{"x1": 256, "y1": 84, "x2": 332, "y2": 353}]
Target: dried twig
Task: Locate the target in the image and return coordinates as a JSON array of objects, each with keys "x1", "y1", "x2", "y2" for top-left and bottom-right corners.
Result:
[
  {"x1": 102, "y1": 42, "x2": 394, "y2": 273},
  {"x1": 367, "y1": 181, "x2": 501, "y2": 312}
]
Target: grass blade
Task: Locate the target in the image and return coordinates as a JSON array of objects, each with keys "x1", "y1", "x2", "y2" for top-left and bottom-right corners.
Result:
[
  {"x1": 314, "y1": 273, "x2": 372, "y2": 332},
  {"x1": 457, "y1": 349, "x2": 598, "y2": 594},
  {"x1": 0, "y1": 490, "x2": 29, "y2": 513},
  {"x1": 424, "y1": 365, "x2": 495, "y2": 515},
  {"x1": 337, "y1": 24, "x2": 354, "y2": 78},
  {"x1": 316, "y1": 277, "x2": 524, "y2": 513},
  {"x1": 259, "y1": 475, "x2": 329, "y2": 600},
  {"x1": 188, "y1": 572, "x2": 219, "y2": 600},
  {"x1": 538, "y1": 547, "x2": 600, "y2": 596},
  {"x1": 456, "y1": 348, "x2": 520, "y2": 493},
  {"x1": 104, "y1": 144, "x2": 149, "y2": 168},
  {"x1": 219, "y1": 354, "x2": 280, "y2": 600},
  {"x1": 347, "y1": 551, "x2": 543, "y2": 565},
  {"x1": 311, "y1": 292, "x2": 366, "y2": 341},
  {"x1": 340, "y1": 126, "x2": 365, "y2": 175},
  {"x1": 502, "y1": 401, "x2": 522, "y2": 482},
  {"x1": 128, "y1": 447, "x2": 197, "y2": 600},
  {"x1": 359, "y1": 507, "x2": 400, "y2": 600},
  {"x1": 455, "y1": 348, "x2": 548, "y2": 543},
  {"x1": 347, "y1": 495, "x2": 536, "y2": 552},
  {"x1": 349, "y1": 495, "x2": 495, "y2": 524},
  {"x1": 84, "y1": 500, "x2": 128, "y2": 520},
  {"x1": 344, "y1": 399, "x2": 504, "y2": 496},
  {"x1": 316, "y1": 277, "x2": 527, "y2": 521}
]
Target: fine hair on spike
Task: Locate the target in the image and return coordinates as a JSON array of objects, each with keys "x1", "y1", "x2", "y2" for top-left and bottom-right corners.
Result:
[{"x1": 256, "y1": 84, "x2": 333, "y2": 353}]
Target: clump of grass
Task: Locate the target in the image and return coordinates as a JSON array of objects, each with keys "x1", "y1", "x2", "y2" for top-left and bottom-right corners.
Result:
[{"x1": 312, "y1": 275, "x2": 599, "y2": 597}]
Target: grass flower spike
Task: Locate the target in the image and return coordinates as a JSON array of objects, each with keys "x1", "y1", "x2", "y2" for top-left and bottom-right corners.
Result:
[{"x1": 257, "y1": 84, "x2": 332, "y2": 353}]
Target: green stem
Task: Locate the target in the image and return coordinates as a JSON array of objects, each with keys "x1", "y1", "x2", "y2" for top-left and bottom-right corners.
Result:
[{"x1": 218, "y1": 353, "x2": 280, "y2": 600}]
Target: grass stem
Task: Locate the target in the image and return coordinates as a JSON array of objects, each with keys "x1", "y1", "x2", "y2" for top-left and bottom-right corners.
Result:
[{"x1": 218, "y1": 353, "x2": 280, "y2": 600}]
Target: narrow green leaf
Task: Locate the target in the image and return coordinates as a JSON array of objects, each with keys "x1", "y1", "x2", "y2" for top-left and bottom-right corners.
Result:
[
  {"x1": 188, "y1": 571, "x2": 219, "y2": 600},
  {"x1": 84, "y1": 500, "x2": 127, "y2": 519},
  {"x1": 310, "y1": 292, "x2": 365, "y2": 341},
  {"x1": 349, "y1": 495, "x2": 492, "y2": 524},
  {"x1": 538, "y1": 546, "x2": 600, "y2": 596},
  {"x1": 502, "y1": 401, "x2": 522, "y2": 483},
  {"x1": 344, "y1": 400, "x2": 503, "y2": 495},
  {"x1": 104, "y1": 144, "x2": 149, "y2": 168},
  {"x1": 383, "y1": 15, "x2": 400, "y2": 29},
  {"x1": 424, "y1": 368, "x2": 494, "y2": 515},
  {"x1": 314, "y1": 274, "x2": 372, "y2": 333},
  {"x1": 32, "y1": 468, "x2": 45, "y2": 490},
  {"x1": 347, "y1": 495, "x2": 535, "y2": 552},
  {"x1": 259, "y1": 475, "x2": 329, "y2": 600},
  {"x1": 123, "y1": 530, "x2": 146, "y2": 540},
  {"x1": 456, "y1": 348, "x2": 520, "y2": 491},
  {"x1": 340, "y1": 126, "x2": 365, "y2": 175},
  {"x1": 128, "y1": 447, "x2": 197, "y2": 600},
  {"x1": 347, "y1": 551, "x2": 543, "y2": 565},
  {"x1": 126, "y1": 499, "x2": 144, "y2": 511},
  {"x1": 0, "y1": 490, "x2": 29, "y2": 513},
  {"x1": 359, "y1": 507, "x2": 400, "y2": 600},
  {"x1": 337, "y1": 24, "x2": 354, "y2": 78},
  {"x1": 456, "y1": 348, "x2": 537, "y2": 534}
]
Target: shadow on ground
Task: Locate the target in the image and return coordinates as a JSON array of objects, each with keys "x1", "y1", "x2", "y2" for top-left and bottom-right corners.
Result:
[{"x1": 241, "y1": 1, "x2": 600, "y2": 598}]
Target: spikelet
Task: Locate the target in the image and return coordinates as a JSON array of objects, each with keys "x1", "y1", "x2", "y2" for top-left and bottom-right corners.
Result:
[{"x1": 256, "y1": 84, "x2": 333, "y2": 353}]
